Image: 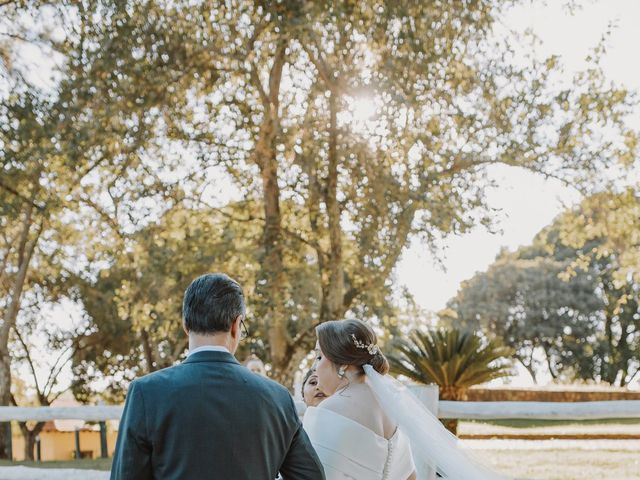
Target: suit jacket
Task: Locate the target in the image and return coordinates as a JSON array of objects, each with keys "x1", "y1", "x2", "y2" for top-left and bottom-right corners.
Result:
[{"x1": 110, "y1": 350, "x2": 325, "y2": 480}]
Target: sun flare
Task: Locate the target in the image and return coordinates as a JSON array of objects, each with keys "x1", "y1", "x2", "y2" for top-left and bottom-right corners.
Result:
[
  {"x1": 339, "y1": 95, "x2": 379, "y2": 136},
  {"x1": 349, "y1": 96, "x2": 377, "y2": 123}
]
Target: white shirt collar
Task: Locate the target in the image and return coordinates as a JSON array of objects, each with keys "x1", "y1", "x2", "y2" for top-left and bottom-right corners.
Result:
[{"x1": 187, "y1": 345, "x2": 230, "y2": 357}]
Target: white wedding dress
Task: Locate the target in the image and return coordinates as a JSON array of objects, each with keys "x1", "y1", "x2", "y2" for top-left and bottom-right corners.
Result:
[
  {"x1": 303, "y1": 406, "x2": 415, "y2": 480},
  {"x1": 303, "y1": 366, "x2": 509, "y2": 480}
]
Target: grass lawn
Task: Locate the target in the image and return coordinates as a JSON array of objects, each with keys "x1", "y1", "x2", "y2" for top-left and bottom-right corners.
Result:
[
  {"x1": 1, "y1": 450, "x2": 637, "y2": 480},
  {"x1": 1, "y1": 426, "x2": 638, "y2": 480},
  {"x1": 471, "y1": 445, "x2": 640, "y2": 480},
  {"x1": 468, "y1": 418, "x2": 640, "y2": 428},
  {"x1": 459, "y1": 418, "x2": 640, "y2": 436},
  {"x1": 460, "y1": 419, "x2": 640, "y2": 478},
  {"x1": 0, "y1": 458, "x2": 112, "y2": 470}
]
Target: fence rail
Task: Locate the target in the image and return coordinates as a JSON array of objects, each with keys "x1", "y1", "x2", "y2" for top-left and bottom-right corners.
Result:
[
  {"x1": 2, "y1": 400, "x2": 640, "y2": 423},
  {"x1": 439, "y1": 400, "x2": 640, "y2": 420},
  {"x1": 0, "y1": 406, "x2": 123, "y2": 422}
]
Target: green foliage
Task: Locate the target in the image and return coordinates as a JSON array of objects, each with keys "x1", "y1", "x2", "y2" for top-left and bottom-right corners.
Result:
[
  {"x1": 388, "y1": 328, "x2": 513, "y2": 398},
  {"x1": 0, "y1": 0, "x2": 199, "y2": 436},
  {"x1": 388, "y1": 327, "x2": 512, "y2": 434},
  {"x1": 558, "y1": 188, "x2": 640, "y2": 287},
  {"x1": 69, "y1": 204, "x2": 261, "y2": 401},
  {"x1": 70, "y1": 199, "x2": 330, "y2": 398},
  {"x1": 1, "y1": 0, "x2": 638, "y2": 398},
  {"x1": 67, "y1": 0, "x2": 636, "y2": 383},
  {"x1": 449, "y1": 192, "x2": 640, "y2": 386}
]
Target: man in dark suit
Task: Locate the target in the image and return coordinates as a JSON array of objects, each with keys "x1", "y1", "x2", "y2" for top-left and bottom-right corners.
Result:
[{"x1": 110, "y1": 273, "x2": 325, "y2": 480}]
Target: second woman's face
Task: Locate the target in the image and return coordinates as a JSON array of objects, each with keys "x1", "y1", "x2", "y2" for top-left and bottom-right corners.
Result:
[
  {"x1": 314, "y1": 344, "x2": 342, "y2": 397},
  {"x1": 302, "y1": 372, "x2": 326, "y2": 407}
]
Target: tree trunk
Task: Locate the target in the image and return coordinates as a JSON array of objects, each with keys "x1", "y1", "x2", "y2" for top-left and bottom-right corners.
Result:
[
  {"x1": 262, "y1": 148, "x2": 289, "y2": 372},
  {"x1": 303, "y1": 131, "x2": 330, "y2": 324},
  {"x1": 141, "y1": 329, "x2": 157, "y2": 373},
  {"x1": 249, "y1": 41, "x2": 290, "y2": 380},
  {"x1": 24, "y1": 435, "x2": 35, "y2": 462},
  {"x1": 18, "y1": 422, "x2": 45, "y2": 461},
  {"x1": 618, "y1": 314, "x2": 636, "y2": 387},
  {"x1": 441, "y1": 419, "x2": 459, "y2": 436},
  {"x1": 540, "y1": 344, "x2": 558, "y2": 381},
  {"x1": 602, "y1": 310, "x2": 617, "y2": 384},
  {"x1": 271, "y1": 346, "x2": 311, "y2": 391},
  {"x1": 518, "y1": 355, "x2": 538, "y2": 384},
  {"x1": 439, "y1": 387, "x2": 467, "y2": 436},
  {"x1": 324, "y1": 91, "x2": 344, "y2": 321},
  {"x1": 302, "y1": 49, "x2": 347, "y2": 325},
  {"x1": 0, "y1": 353, "x2": 11, "y2": 459},
  {"x1": 0, "y1": 199, "x2": 42, "y2": 459}
]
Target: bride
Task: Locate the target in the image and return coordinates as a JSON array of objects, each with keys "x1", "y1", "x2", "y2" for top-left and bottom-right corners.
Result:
[{"x1": 302, "y1": 319, "x2": 509, "y2": 480}]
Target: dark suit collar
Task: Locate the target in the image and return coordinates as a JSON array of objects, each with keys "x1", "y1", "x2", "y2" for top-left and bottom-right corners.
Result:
[{"x1": 182, "y1": 350, "x2": 241, "y2": 365}]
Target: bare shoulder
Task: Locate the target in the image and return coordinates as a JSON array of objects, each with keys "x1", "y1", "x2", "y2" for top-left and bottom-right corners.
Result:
[
  {"x1": 318, "y1": 384, "x2": 388, "y2": 437},
  {"x1": 317, "y1": 390, "x2": 351, "y2": 416}
]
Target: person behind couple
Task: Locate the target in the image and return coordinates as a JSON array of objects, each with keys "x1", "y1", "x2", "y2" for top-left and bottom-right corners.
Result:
[
  {"x1": 244, "y1": 353, "x2": 267, "y2": 376},
  {"x1": 301, "y1": 369, "x2": 327, "y2": 408},
  {"x1": 110, "y1": 273, "x2": 325, "y2": 480},
  {"x1": 303, "y1": 319, "x2": 417, "y2": 480}
]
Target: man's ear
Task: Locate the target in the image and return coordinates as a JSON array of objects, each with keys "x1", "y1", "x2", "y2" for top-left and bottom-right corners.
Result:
[
  {"x1": 230, "y1": 315, "x2": 242, "y2": 339},
  {"x1": 182, "y1": 322, "x2": 189, "y2": 336}
]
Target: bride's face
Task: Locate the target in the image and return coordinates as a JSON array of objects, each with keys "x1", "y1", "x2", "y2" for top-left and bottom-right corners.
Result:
[{"x1": 314, "y1": 345, "x2": 342, "y2": 396}]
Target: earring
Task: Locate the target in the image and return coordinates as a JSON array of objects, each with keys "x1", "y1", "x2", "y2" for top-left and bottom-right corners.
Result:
[{"x1": 338, "y1": 366, "x2": 346, "y2": 379}]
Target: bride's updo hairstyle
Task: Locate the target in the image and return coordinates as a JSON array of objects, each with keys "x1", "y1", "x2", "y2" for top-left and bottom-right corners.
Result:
[{"x1": 316, "y1": 319, "x2": 389, "y2": 375}]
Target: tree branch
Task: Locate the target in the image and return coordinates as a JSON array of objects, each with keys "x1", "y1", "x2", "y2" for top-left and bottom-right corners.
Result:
[
  {"x1": 268, "y1": 40, "x2": 287, "y2": 108},
  {"x1": 249, "y1": 62, "x2": 270, "y2": 110},
  {"x1": 43, "y1": 343, "x2": 76, "y2": 399},
  {"x1": 14, "y1": 329, "x2": 42, "y2": 398},
  {"x1": 0, "y1": 32, "x2": 66, "y2": 54},
  {"x1": 0, "y1": 179, "x2": 46, "y2": 212}
]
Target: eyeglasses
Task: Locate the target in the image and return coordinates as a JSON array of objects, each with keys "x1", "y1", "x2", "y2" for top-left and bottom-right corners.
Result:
[{"x1": 240, "y1": 317, "x2": 249, "y2": 341}]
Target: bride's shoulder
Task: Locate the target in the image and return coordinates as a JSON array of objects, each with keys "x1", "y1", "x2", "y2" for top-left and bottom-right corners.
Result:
[
  {"x1": 317, "y1": 386, "x2": 387, "y2": 437},
  {"x1": 316, "y1": 391, "x2": 348, "y2": 412},
  {"x1": 318, "y1": 384, "x2": 371, "y2": 413}
]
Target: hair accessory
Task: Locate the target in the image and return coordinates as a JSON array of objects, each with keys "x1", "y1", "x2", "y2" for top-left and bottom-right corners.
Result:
[{"x1": 351, "y1": 333, "x2": 380, "y2": 356}]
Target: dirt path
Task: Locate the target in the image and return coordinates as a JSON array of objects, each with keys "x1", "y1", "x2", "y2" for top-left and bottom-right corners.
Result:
[{"x1": 0, "y1": 466, "x2": 109, "y2": 480}]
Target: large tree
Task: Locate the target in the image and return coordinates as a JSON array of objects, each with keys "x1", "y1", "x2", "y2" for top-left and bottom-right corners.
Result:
[
  {"x1": 62, "y1": 0, "x2": 638, "y2": 385},
  {"x1": 71, "y1": 198, "x2": 411, "y2": 399},
  {"x1": 555, "y1": 189, "x2": 640, "y2": 385},
  {"x1": 2, "y1": 3, "x2": 638, "y2": 439},
  {"x1": 448, "y1": 195, "x2": 640, "y2": 386},
  {"x1": 0, "y1": 1, "x2": 191, "y2": 456},
  {"x1": 69, "y1": 203, "x2": 267, "y2": 401}
]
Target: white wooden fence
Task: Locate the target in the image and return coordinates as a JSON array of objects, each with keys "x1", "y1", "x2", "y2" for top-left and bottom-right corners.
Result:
[
  {"x1": 0, "y1": 406, "x2": 123, "y2": 422},
  {"x1": 1, "y1": 396, "x2": 639, "y2": 480},
  {"x1": 438, "y1": 400, "x2": 640, "y2": 420},
  {"x1": 2, "y1": 400, "x2": 640, "y2": 423}
]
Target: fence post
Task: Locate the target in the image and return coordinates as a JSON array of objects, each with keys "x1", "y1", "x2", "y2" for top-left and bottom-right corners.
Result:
[
  {"x1": 99, "y1": 421, "x2": 108, "y2": 458},
  {"x1": 36, "y1": 435, "x2": 41, "y2": 462},
  {"x1": 408, "y1": 384, "x2": 440, "y2": 480},
  {"x1": 74, "y1": 428, "x2": 81, "y2": 459}
]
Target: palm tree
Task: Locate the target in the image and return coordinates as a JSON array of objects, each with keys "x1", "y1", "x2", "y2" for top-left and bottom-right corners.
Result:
[{"x1": 388, "y1": 328, "x2": 513, "y2": 434}]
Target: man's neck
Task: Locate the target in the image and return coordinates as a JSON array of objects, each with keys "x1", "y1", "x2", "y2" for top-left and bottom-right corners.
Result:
[{"x1": 189, "y1": 333, "x2": 234, "y2": 352}]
